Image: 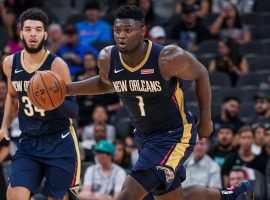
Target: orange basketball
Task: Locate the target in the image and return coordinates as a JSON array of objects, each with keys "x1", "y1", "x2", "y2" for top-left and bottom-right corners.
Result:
[{"x1": 27, "y1": 70, "x2": 67, "y2": 111}]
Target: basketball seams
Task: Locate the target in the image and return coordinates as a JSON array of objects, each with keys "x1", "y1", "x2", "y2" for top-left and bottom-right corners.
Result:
[
  {"x1": 46, "y1": 70, "x2": 64, "y2": 105},
  {"x1": 30, "y1": 73, "x2": 47, "y2": 110},
  {"x1": 39, "y1": 72, "x2": 56, "y2": 109}
]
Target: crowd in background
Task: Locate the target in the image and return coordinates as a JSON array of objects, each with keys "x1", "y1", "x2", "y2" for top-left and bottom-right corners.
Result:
[{"x1": 0, "y1": 0, "x2": 270, "y2": 200}]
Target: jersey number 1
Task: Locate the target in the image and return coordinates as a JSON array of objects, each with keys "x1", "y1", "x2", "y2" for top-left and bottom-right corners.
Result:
[{"x1": 136, "y1": 96, "x2": 146, "y2": 116}]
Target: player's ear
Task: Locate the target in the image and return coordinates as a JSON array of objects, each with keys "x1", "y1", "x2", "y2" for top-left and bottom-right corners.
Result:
[
  {"x1": 44, "y1": 32, "x2": 48, "y2": 40},
  {"x1": 141, "y1": 25, "x2": 146, "y2": 37},
  {"x1": 20, "y1": 31, "x2": 23, "y2": 40}
]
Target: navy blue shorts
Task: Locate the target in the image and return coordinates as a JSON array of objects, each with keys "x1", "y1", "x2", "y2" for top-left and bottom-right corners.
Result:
[
  {"x1": 130, "y1": 123, "x2": 197, "y2": 196},
  {"x1": 9, "y1": 126, "x2": 81, "y2": 199}
]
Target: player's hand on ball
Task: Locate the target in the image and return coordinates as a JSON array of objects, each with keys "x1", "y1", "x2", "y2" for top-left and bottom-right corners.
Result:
[
  {"x1": 0, "y1": 127, "x2": 10, "y2": 141},
  {"x1": 196, "y1": 119, "x2": 213, "y2": 140},
  {"x1": 27, "y1": 70, "x2": 67, "y2": 111}
]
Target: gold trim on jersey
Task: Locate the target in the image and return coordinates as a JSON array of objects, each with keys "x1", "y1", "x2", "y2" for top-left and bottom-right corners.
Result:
[
  {"x1": 165, "y1": 80, "x2": 192, "y2": 170},
  {"x1": 21, "y1": 49, "x2": 50, "y2": 73},
  {"x1": 69, "y1": 119, "x2": 81, "y2": 188},
  {"x1": 119, "y1": 40, "x2": 152, "y2": 72}
]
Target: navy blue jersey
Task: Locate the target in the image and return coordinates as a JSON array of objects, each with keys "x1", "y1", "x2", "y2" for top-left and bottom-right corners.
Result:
[
  {"x1": 108, "y1": 40, "x2": 193, "y2": 133},
  {"x1": 11, "y1": 50, "x2": 71, "y2": 136}
]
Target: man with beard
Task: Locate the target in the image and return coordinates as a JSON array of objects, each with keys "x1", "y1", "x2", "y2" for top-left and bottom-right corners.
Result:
[
  {"x1": 222, "y1": 126, "x2": 266, "y2": 187},
  {"x1": 208, "y1": 125, "x2": 236, "y2": 167},
  {"x1": 213, "y1": 96, "x2": 244, "y2": 135},
  {"x1": 249, "y1": 92, "x2": 270, "y2": 128},
  {"x1": 0, "y1": 8, "x2": 80, "y2": 200}
]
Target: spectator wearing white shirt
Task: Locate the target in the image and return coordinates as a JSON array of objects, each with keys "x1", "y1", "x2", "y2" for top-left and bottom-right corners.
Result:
[
  {"x1": 183, "y1": 138, "x2": 222, "y2": 189},
  {"x1": 79, "y1": 140, "x2": 126, "y2": 200}
]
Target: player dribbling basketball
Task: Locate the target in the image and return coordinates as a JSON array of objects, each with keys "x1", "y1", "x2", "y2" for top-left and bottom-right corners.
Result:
[{"x1": 0, "y1": 8, "x2": 80, "y2": 200}]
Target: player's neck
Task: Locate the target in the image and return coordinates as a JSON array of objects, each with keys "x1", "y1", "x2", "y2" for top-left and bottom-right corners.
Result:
[
  {"x1": 120, "y1": 40, "x2": 147, "y2": 68},
  {"x1": 23, "y1": 48, "x2": 46, "y2": 63},
  {"x1": 101, "y1": 162, "x2": 112, "y2": 172}
]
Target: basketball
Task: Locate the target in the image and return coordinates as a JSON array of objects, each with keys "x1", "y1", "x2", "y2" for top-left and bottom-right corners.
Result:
[{"x1": 27, "y1": 70, "x2": 67, "y2": 111}]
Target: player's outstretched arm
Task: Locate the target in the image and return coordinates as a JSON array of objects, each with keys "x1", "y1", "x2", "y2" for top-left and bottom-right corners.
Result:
[
  {"x1": 67, "y1": 46, "x2": 115, "y2": 96},
  {"x1": 159, "y1": 45, "x2": 212, "y2": 139},
  {"x1": 0, "y1": 55, "x2": 18, "y2": 141}
]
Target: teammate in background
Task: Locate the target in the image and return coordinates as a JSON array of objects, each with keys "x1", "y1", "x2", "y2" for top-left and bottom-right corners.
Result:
[
  {"x1": 0, "y1": 8, "x2": 80, "y2": 200},
  {"x1": 67, "y1": 5, "x2": 253, "y2": 200}
]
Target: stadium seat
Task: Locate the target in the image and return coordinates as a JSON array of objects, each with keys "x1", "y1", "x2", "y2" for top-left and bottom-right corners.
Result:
[
  {"x1": 211, "y1": 103, "x2": 221, "y2": 118},
  {"x1": 251, "y1": 26, "x2": 270, "y2": 40},
  {"x1": 239, "y1": 41, "x2": 269, "y2": 55},
  {"x1": 256, "y1": 0, "x2": 270, "y2": 12},
  {"x1": 185, "y1": 88, "x2": 197, "y2": 102},
  {"x1": 248, "y1": 56, "x2": 270, "y2": 71},
  {"x1": 0, "y1": 27, "x2": 9, "y2": 50},
  {"x1": 114, "y1": 107, "x2": 133, "y2": 140},
  {"x1": 237, "y1": 72, "x2": 270, "y2": 87},
  {"x1": 241, "y1": 13, "x2": 259, "y2": 26},
  {"x1": 209, "y1": 72, "x2": 231, "y2": 88},
  {"x1": 187, "y1": 102, "x2": 199, "y2": 118},
  {"x1": 65, "y1": 13, "x2": 86, "y2": 25},
  {"x1": 212, "y1": 88, "x2": 224, "y2": 104},
  {"x1": 195, "y1": 40, "x2": 219, "y2": 55},
  {"x1": 239, "y1": 103, "x2": 256, "y2": 123}
]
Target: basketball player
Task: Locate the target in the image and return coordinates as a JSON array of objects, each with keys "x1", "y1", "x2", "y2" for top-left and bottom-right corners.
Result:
[
  {"x1": 70, "y1": 5, "x2": 253, "y2": 200},
  {"x1": 0, "y1": 8, "x2": 80, "y2": 200}
]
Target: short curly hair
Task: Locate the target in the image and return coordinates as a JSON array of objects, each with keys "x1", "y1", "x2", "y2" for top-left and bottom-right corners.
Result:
[
  {"x1": 19, "y1": 8, "x2": 49, "y2": 30},
  {"x1": 115, "y1": 5, "x2": 145, "y2": 23}
]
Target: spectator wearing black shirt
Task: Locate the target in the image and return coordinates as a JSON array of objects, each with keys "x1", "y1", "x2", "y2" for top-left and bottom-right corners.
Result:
[
  {"x1": 222, "y1": 126, "x2": 266, "y2": 187},
  {"x1": 168, "y1": 4, "x2": 211, "y2": 52},
  {"x1": 208, "y1": 125, "x2": 236, "y2": 167},
  {"x1": 213, "y1": 96, "x2": 244, "y2": 135},
  {"x1": 209, "y1": 38, "x2": 249, "y2": 86}
]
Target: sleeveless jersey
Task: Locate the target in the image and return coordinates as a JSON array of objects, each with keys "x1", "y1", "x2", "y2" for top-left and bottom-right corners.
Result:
[
  {"x1": 11, "y1": 50, "x2": 70, "y2": 136},
  {"x1": 108, "y1": 40, "x2": 193, "y2": 134}
]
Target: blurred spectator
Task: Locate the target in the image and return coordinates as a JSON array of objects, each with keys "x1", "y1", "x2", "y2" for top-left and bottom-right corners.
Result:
[
  {"x1": 168, "y1": 4, "x2": 211, "y2": 52},
  {"x1": 174, "y1": 0, "x2": 210, "y2": 18},
  {"x1": 213, "y1": 96, "x2": 244, "y2": 134},
  {"x1": 264, "y1": 127, "x2": 270, "y2": 158},
  {"x1": 77, "y1": 52, "x2": 98, "y2": 81},
  {"x1": 46, "y1": 23, "x2": 64, "y2": 53},
  {"x1": 3, "y1": 23, "x2": 23, "y2": 54},
  {"x1": 148, "y1": 26, "x2": 166, "y2": 45},
  {"x1": 251, "y1": 124, "x2": 266, "y2": 156},
  {"x1": 0, "y1": 139, "x2": 9, "y2": 200},
  {"x1": 260, "y1": 74, "x2": 270, "y2": 90},
  {"x1": 81, "y1": 105, "x2": 116, "y2": 143},
  {"x1": 212, "y1": 0, "x2": 256, "y2": 14},
  {"x1": 0, "y1": 80, "x2": 7, "y2": 121},
  {"x1": 228, "y1": 167, "x2": 247, "y2": 186},
  {"x1": 222, "y1": 126, "x2": 266, "y2": 187},
  {"x1": 0, "y1": 79, "x2": 8, "y2": 200},
  {"x1": 210, "y1": 3, "x2": 251, "y2": 44},
  {"x1": 76, "y1": 1, "x2": 112, "y2": 46},
  {"x1": 209, "y1": 38, "x2": 249, "y2": 86},
  {"x1": 57, "y1": 25, "x2": 98, "y2": 78},
  {"x1": 249, "y1": 92, "x2": 270, "y2": 128},
  {"x1": 0, "y1": 50, "x2": 9, "y2": 81},
  {"x1": 138, "y1": 0, "x2": 159, "y2": 34},
  {"x1": 183, "y1": 139, "x2": 222, "y2": 189},
  {"x1": 124, "y1": 136, "x2": 138, "y2": 166},
  {"x1": 208, "y1": 125, "x2": 236, "y2": 167},
  {"x1": 79, "y1": 140, "x2": 126, "y2": 200},
  {"x1": 267, "y1": 158, "x2": 270, "y2": 200},
  {"x1": 113, "y1": 140, "x2": 132, "y2": 169},
  {"x1": 1, "y1": 7, "x2": 16, "y2": 38}
]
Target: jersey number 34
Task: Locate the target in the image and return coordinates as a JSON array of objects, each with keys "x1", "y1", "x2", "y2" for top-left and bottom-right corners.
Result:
[{"x1": 22, "y1": 96, "x2": 45, "y2": 117}]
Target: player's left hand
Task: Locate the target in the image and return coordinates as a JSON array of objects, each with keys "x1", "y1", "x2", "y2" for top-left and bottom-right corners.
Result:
[{"x1": 196, "y1": 119, "x2": 213, "y2": 140}]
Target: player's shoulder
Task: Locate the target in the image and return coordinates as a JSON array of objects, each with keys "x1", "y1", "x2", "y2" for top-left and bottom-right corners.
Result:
[
  {"x1": 160, "y1": 45, "x2": 185, "y2": 58},
  {"x1": 2, "y1": 54, "x2": 15, "y2": 77},
  {"x1": 98, "y1": 45, "x2": 114, "y2": 61}
]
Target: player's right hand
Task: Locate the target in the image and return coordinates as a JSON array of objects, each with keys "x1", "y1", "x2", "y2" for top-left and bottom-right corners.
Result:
[{"x1": 0, "y1": 128, "x2": 10, "y2": 141}]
